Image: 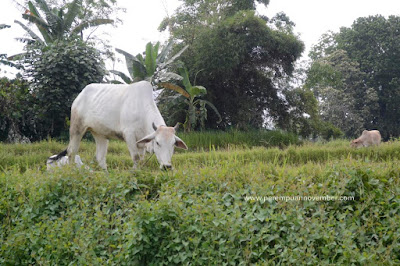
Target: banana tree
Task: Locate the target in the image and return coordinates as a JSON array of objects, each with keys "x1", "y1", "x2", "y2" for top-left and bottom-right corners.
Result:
[
  {"x1": 110, "y1": 40, "x2": 188, "y2": 85},
  {"x1": 14, "y1": 0, "x2": 113, "y2": 45},
  {"x1": 168, "y1": 67, "x2": 222, "y2": 132}
]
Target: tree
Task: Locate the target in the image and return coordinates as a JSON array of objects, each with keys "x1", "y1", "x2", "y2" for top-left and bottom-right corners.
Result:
[
  {"x1": 5, "y1": 0, "x2": 113, "y2": 139},
  {"x1": 159, "y1": 0, "x2": 270, "y2": 42},
  {"x1": 305, "y1": 50, "x2": 369, "y2": 137},
  {"x1": 307, "y1": 15, "x2": 400, "y2": 139},
  {"x1": 283, "y1": 87, "x2": 321, "y2": 139},
  {"x1": 24, "y1": 37, "x2": 106, "y2": 139},
  {"x1": 160, "y1": 0, "x2": 304, "y2": 129}
]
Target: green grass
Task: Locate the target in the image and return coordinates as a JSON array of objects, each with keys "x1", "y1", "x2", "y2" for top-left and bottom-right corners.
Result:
[
  {"x1": 1, "y1": 137, "x2": 400, "y2": 264},
  {"x1": 178, "y1": 129, "x2": 300, "y2": 150}
]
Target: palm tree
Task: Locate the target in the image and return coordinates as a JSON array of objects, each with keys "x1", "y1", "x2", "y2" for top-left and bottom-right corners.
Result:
[
  {"x1": 14, "y1": 0, "x2": 113, "y2": 45},
  {"x1": 110, "y1": 40, "x2": 188, "y2": 86}
]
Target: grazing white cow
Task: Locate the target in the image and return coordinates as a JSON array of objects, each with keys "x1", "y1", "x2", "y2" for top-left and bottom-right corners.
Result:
[
  {"x1": 48, "y1": 81, "x2": 187, "y2": 170},
  {"x1": 350, "y1": 130, "x2": 381, "y2": 148},
  {"x1": 46, "y1": 153, "x2": 84, "y2": 170}
]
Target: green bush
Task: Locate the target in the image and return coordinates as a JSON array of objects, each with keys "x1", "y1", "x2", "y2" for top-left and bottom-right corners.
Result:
[
  {"x1": 24, "y1": 37, "x2": 106, "y2": 140},
  {"x1": 0, "y1": 77, "x2": 34, "y2": 142}
]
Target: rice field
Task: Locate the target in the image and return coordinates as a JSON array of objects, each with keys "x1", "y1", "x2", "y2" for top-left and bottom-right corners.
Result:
[{"x1": 1, "y1": 134, "x2": 400, "y2": 264}]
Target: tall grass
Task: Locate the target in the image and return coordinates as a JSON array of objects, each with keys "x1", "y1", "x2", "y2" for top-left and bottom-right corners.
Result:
[
  {"x1": 1, "y1": 138, "x2": 399, "y2": 171},
  {"x1": 179, "y1": 129, "x2": 300, "y2": 150}
]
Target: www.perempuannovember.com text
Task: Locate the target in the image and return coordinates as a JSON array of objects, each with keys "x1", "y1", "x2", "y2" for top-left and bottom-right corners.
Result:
[{"x1": 244, "y1": 195, "x2": 355, "y2": 203}]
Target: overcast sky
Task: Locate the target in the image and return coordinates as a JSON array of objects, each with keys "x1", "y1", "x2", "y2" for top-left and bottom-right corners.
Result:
[{"x1": 1, "y1": 0, "x2": 400, "y2": 77}]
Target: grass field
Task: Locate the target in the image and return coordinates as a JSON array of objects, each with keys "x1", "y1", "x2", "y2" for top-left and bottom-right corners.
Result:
[{"x1": 1, "y1": 135, "x2": 400, "y2": 264}]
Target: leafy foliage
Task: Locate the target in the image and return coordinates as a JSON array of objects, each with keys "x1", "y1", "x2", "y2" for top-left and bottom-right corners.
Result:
[
  {"x1": 23, "y1": 38, "x2": 106, "y2": 139},
  {"x1": 284, "y1": 88, "x2": 343, "y2": 140},
  {"x1": 162, "y1": 2, "x2": 304, "y2": 129},
  {"x1": 306, "y1": 50, "x2": 367, "y2": 137},
  {"x1": 0, "y1": 77, "x2": 34, "y2": 142},
  {"x1": 159, "y1": 67, "x2": 222, "y2": 132},
  {"x1": 14, "y1": 0, "x2": 114, "y2": 45},
  {"x1": 307, "y1": 15, "x2": 400, "y2": 139},
  {"x1": 111, "y1": 41, "x2": 187, "y2": 85}
]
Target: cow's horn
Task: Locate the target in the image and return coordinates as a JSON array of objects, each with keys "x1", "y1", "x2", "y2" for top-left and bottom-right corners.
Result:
[
  {"x1": 174, "y1": 122, "x2": 180, "y2": 131},
  {"x1": 152, "y1": 122, "x2": 158, "y2": 131}
]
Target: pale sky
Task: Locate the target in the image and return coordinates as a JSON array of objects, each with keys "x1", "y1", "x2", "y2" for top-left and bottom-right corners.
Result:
[{"x1": 1, "y1": 0, "x2": 400, "y2": 77}]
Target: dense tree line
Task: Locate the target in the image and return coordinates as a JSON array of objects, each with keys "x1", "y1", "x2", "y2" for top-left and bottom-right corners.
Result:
[
  {"x1": 1, "y1": 0, "x2": 400, "y2": 141},
  {"x1": 306, "y1": 15, "x2": 400, "y2": 140}
]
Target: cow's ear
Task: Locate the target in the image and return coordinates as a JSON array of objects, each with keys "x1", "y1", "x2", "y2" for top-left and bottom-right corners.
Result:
[
  {"x1": 175, "y1": 136, "x2": 188, "y2": 150},
  {"x1": 137, "y1": 132, "x2": 156, "y2": 144}
]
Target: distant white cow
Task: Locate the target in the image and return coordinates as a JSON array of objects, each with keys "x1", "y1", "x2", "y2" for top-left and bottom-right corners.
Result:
[
  {"x1": 47, "y1": 81, "x2": 187, "y2": 170},
  {"x1": 350, "y1": 130, "x2": 381, "y2": 148},
  {"x1": 46, "y1": 153, "x2": 84, "y2": 170}
]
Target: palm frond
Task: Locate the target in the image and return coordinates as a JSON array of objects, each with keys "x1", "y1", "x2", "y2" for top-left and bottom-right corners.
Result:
[
  {"x1": 110, "y1": 70, "x2": 133, "y2": 84},
  {"x1": 131, "y1": 60, "x2": 147, "y2": 81},
  {"x1": 160, "y1": 45, "x2": 189, "y2": 68},
  {"x1": 64, "y1": 0, "x2": 81, "y2": 32},
  {"x1": 157, "y1": 72, "x2": 183, "y2": 83},
  {"x1": 22, "y1": 13, "x2": 49, "y2": 29},
  {"x1": 179, "y1": 66, "x2": 192, "y2": 92},
  {"x1": 14, "y1": 37, "x2": 36, "y2": 44},
  {"x1": 34, "y1": 0, "x2": 60, "y2": 30},
  {"x1": 157, "y1": 40, "x2": 174, "y2": 64},
  {"x1": 0, "y1": 58, "x2": 24, "y2": 69},
  {"x1": 159, "y1": 82, "x2": 190, "y2": 98},
  {"x1": 27, "y1": 1, "x2": 53, "y2": 43},
  {"x1": 0, "y1": 24, "x2": 11, "y2": 30},
  {"x1": 28, "y1": 1, "x2": 43, "y2": 19},
  {"x1": 14, "y1": 20, "x2": 45, "y2": 44},
  {"x1": 71, "y1": 18, "x2": 113, "y2": 34},
  {"x1": 145, "y1": 42, "x2": 158, "y2": 76},
  {"x1": 7, "y1": 52, "x2": 28, "y2": 61},
  {"x1": 115, "y1": 48, "x2": 136, "y2": 78}
]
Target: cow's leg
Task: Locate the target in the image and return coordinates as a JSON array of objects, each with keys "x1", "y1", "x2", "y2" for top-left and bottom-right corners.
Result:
[
  {"x1": 137, "y1": 143, "x2": 147, "y2": 160},
  {"x1": 92, "y1": 133, "x2": 109, "y2": 170},
  {"x1": 125, "y1": 136, "x2": 140, "y2": 169},
  {"x1": 68, "y1": 132, "x2": 86, "y2": 165},
  {"x1": 67, "y1": 134, "x2": 84, "y2": 166},
  {"x1": 67, "y1": 109, "x2": 86, "y2": 166}
]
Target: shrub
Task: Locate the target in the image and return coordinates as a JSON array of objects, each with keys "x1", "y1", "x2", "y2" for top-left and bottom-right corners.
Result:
[{"x1": 0, "y1": 77, "x2": 33, "y2": 142}]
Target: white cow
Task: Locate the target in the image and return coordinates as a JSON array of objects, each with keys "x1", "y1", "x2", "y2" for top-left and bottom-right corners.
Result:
[
  {"x1": 350, "y1": 130, "x2": 381, "y2": 148},
  {"x1": 48, "y1": 81, "x2": 187, "y2": 170}
]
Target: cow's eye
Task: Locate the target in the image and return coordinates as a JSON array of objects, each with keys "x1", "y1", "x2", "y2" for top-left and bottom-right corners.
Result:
[{"x1": 156, "y1": 141, "x2": 160, "y2": 147}]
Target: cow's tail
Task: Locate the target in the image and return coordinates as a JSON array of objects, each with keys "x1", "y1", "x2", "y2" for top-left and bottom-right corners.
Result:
[{"x1": 47, "y1": 149, "x2": 68, "y2": 162}]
